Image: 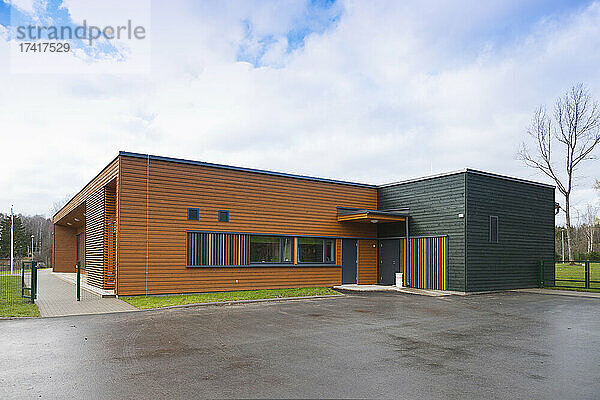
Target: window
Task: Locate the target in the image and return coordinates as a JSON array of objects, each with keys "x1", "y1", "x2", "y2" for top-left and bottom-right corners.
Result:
[
  {"x1": 187, "y1": 232, "x2": 336, "y2": 267},
  {"x1": 324, "y1": 239, "x2": 335, "y2": 262},
  {"x1": 218, "y1": 210, "x2": 229, "y2": 222},
  {"x1": 490, "y1": 216, "x2": 499, "y2": 243},
  {"x1": 248, "y1": 235, "x2": 293, "y2": 264},
  {"x1": 298, "y1": 238, "x2": 335, "y2": 263},
  {"x1": 282, "y1": 237, "x2": 292, "y2": 262},
  {"x1": 187, "y1": 208, "x2": 199, "y2": 221},
  {"x1": 250, "y1": 236, "x2": 281, "y2": 263}
]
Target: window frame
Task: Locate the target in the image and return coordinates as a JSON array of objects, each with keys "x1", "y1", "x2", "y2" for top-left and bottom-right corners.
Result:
[
  {"x1": 297, "y1": 237, "x2": 336, "y2": 264},
  {"x1": 248, "y1": 235, "x2": 293, "y2": 265},
  {"x1": 187, "y1": 208, "x2": 199, "y2": 221},
  {"x1": 186, "y1": 231, "x2": 338, "y2": 268},
  {"x1": 218, "y1": 209, "x2": 229, "y2": 222},
  {"x1": 489, "y1": 215, "x2": 499, "y2": 244}
]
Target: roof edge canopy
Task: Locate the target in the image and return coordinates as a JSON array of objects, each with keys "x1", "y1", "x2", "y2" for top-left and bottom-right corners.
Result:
[{"x1": 336, "y1": 207, "x2": 408, "y2": 223}]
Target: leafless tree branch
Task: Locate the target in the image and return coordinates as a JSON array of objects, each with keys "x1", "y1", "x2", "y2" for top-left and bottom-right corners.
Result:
[{"x1": 518, "y1": 83, "x2": 600, "y2": 261}]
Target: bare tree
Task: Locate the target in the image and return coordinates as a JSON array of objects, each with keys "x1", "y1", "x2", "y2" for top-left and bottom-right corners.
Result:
[
  {"x1": 51, "y1": 194, "x2": 72, "y2": 216},
  {"x1": 582, "y1": 204, "x2": 599, "y2": 253},
  {"x1": 518, "y1": 83, "x2": 600, "y2": 261}
]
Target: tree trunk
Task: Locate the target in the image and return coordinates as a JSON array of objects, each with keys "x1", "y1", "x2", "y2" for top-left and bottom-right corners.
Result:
[{"x1": 565, "y1": 196, "x2": 574, "y2": 261}]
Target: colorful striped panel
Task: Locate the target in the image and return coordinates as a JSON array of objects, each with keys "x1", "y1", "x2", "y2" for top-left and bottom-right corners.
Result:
[
  {"x1": 400, "y1": 236, "x2": 447, "y2": 290},
  {"x1": 187, "y1": 232, "x2": 248, "y2": 266}
]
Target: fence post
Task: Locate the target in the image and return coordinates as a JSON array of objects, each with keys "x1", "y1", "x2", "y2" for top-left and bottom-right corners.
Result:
[
  {"x1": 585, "y1": 261, "x2": 590, "y2": 289},
  {"x1": 76, "y1": 261, "x2": 80, "y2": 301},
  {"x1": 21, "y1": 261, "x2": 24, "y2": 298},
  {"x1": 31, "y1": 261, "x2": 37, "y2": 303}
]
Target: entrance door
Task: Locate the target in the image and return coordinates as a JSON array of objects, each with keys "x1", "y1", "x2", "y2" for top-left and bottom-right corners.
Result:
[
  {"x1": 379, "y1": 239, "x2": 400, "y2": 285},
  {"x1": 342, "y1": 239, "x2": 357, "y2": 284}
]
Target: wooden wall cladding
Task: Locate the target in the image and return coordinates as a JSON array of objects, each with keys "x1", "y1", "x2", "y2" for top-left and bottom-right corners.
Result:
[
  {"x1": 85, "y1": 187, "x2": 105, "y2": 289},
  {"x1": 116, "y1": 155, "x2": 376, "y2": 295},
  {"x1": 357, "y1": 239, "x2": 377, "y2": 284},
  {"x1": 52, "y1": 224, "x2": 77, "y2": 272},
  {"x1": 53, "y1": 158, "x2": 119, "y2": 224}
]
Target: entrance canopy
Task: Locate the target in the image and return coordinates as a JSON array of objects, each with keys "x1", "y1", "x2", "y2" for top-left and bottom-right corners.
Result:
[{"x1": 336, "y1": 207, "x2": 408, "y2": 224}]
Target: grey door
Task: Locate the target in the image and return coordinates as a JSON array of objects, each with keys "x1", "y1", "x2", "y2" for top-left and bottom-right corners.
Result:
[
  {"x1": 342, "y1": 239, "x2": 357, "y2": 284},
  {"x1": 379, "y1": 239, "x2": 400, "y2": 285}
]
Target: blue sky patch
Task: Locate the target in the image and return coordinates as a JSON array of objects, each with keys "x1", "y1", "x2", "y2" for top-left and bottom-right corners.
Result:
[
  {"x1": 0, "y1": 0, "x2": 125, "y2": 63},
  {"x1": 236, "y1": 0, "x2": 342, "y2": 67}
]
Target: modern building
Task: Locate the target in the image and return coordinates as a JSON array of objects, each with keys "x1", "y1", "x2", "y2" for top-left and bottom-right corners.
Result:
[{"x1": 52, "y1": 151, "x2": 555, "y2": 296}]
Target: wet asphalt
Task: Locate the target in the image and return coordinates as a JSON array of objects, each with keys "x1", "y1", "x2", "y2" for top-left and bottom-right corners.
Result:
[{"x1": 1, "y1": 291, "x2": 599, "y2": 399}]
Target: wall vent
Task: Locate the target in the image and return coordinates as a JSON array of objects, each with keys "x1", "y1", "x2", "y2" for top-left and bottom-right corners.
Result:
[
  {"x1": 218, "y1": 210, "x2": 229, "y2": 222},
  {"x1": 187, "y1": 208, "x2": 199, "y2": 221}
]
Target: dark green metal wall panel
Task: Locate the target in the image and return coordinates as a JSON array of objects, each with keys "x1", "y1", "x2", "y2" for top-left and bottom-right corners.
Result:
[
  {"x1": 465, "y1": 172, "x2": 555, "y2": 291},
  {"x1": 377, "y1": 173, "x2": 466, "y2": 291}
]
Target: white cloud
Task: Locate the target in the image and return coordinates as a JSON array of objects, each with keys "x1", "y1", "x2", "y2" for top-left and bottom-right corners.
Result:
[
  {"x1": 1, "y1": 0, "x2": 600, "y2": 220},
  {"x1": 8, "y1": 0, "x2": 35, "y2": 14}
]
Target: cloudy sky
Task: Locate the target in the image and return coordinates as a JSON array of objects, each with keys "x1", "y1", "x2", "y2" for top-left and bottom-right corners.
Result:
[{"x1": 1, "y1": 0, "x2": 599, "y2": 223}]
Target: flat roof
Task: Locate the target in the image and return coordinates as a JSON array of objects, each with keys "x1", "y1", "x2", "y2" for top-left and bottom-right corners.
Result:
[
  {"x1": 379, "y1": 168, "x2": 555, "y2": 189},
  {"x1": 120, "y1": 151, "x2": 377, "y2": 189},
  {"x1": 121, "y1": 152, "x2": 554, "y2": 190}
]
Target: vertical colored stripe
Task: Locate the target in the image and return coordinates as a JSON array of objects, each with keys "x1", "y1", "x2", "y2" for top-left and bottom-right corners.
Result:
[
  {"x1": 187, "y1": 232, "x2": 249, "y2": 266},
  {"x1": 399, "y1": 236, "x2": 447, "y2": 290}
]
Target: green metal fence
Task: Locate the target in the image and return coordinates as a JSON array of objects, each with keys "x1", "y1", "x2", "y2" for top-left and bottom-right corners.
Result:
[
  {"x1": 21, "y1": 261, "x2": 38, "y2": 303},
  {"x1": 0, "y1": 259, "x2": 37, "y2": 306},
  {"x1": 540, "y1": 260, "x2": 600, "y2": 290}
]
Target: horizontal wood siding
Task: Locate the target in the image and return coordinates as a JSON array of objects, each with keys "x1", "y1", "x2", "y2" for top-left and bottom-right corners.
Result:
[
  {"x1": 377, "y1": 173, "x2": 466, "y2": 291},
  {"x1": 465, "y1": 173, "x2": 555, "y2": 291},
  {"x1": 52, "y1": 224, "x2": 77, "y2": 272},
  {"x1": 357, "y1": 239, "x2": 377, "y2": 284},
  {"x1": 53, "y1": 158, "x2": 119, "y2": 224},
  {"x1": 85, "y1": 187, "x2": 104, "y2": 288},
  {"x1": 117, "y1": 156, "x2": 377, "y2": 295}
]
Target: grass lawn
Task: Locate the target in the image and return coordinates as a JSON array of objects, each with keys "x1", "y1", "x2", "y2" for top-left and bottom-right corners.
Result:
[
  {"x1": 121, "y1": 287, "x2": 340, "y2": 309},
  {"x1": 554, "y1": 262, "x2": 600, "y2": 290},
  {"x1": 0, "y1": 276, "x2": 40, "y2": 317}
]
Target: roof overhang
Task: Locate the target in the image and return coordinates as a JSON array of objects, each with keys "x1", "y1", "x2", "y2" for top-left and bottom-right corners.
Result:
[
  {"x1": 337, "y1": 207, "x2": 408, "y2": 224},
  {"x1": 55, "y1": 202, "x2": 86, "y2": 229}
]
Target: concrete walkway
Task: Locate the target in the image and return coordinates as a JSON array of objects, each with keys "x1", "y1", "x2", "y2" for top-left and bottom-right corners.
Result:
[
  {"x1": 52, "y1": 272, "x2": 116, "y2": 297},
  {"x1": 36, "y1": 269, "x2": 137, "y2": 318},
  {"x1": 333, "y1": 284, "x2": 459, "y2": 297}
]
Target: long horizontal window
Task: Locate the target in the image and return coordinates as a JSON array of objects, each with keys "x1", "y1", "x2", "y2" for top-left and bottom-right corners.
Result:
[
  {"x1": 298, "y1": 238, "x2": 335, "y2": 263},
  {"x1": 188, "y1": 232, "x2": 335, "y2": 267}
]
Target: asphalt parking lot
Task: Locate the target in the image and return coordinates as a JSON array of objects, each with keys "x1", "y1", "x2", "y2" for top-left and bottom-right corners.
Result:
[{"x1": 1, "y1": 291, "x2": 599, "y2": 399}]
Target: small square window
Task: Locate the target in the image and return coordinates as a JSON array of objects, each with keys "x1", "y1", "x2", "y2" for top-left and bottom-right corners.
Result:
[
  {"x1": 187, "y1": 208, "x2": 199, "y2": 221},
  {"x1": 218, "y1": 210, "x2": 229, "y2": 222}
]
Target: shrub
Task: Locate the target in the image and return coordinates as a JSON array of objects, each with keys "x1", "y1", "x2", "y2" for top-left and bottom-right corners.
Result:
[{"x1": 574, "y1": 251, "x2": 600, "y2": 261}]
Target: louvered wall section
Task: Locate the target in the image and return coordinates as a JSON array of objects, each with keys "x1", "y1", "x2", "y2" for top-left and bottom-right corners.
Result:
[
  {"x1": 103, "y1": 184, "x2": 117, "y2": 289},
  {"x1": 85, "y1": 187, "x2": 105, "y2": 288}
]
